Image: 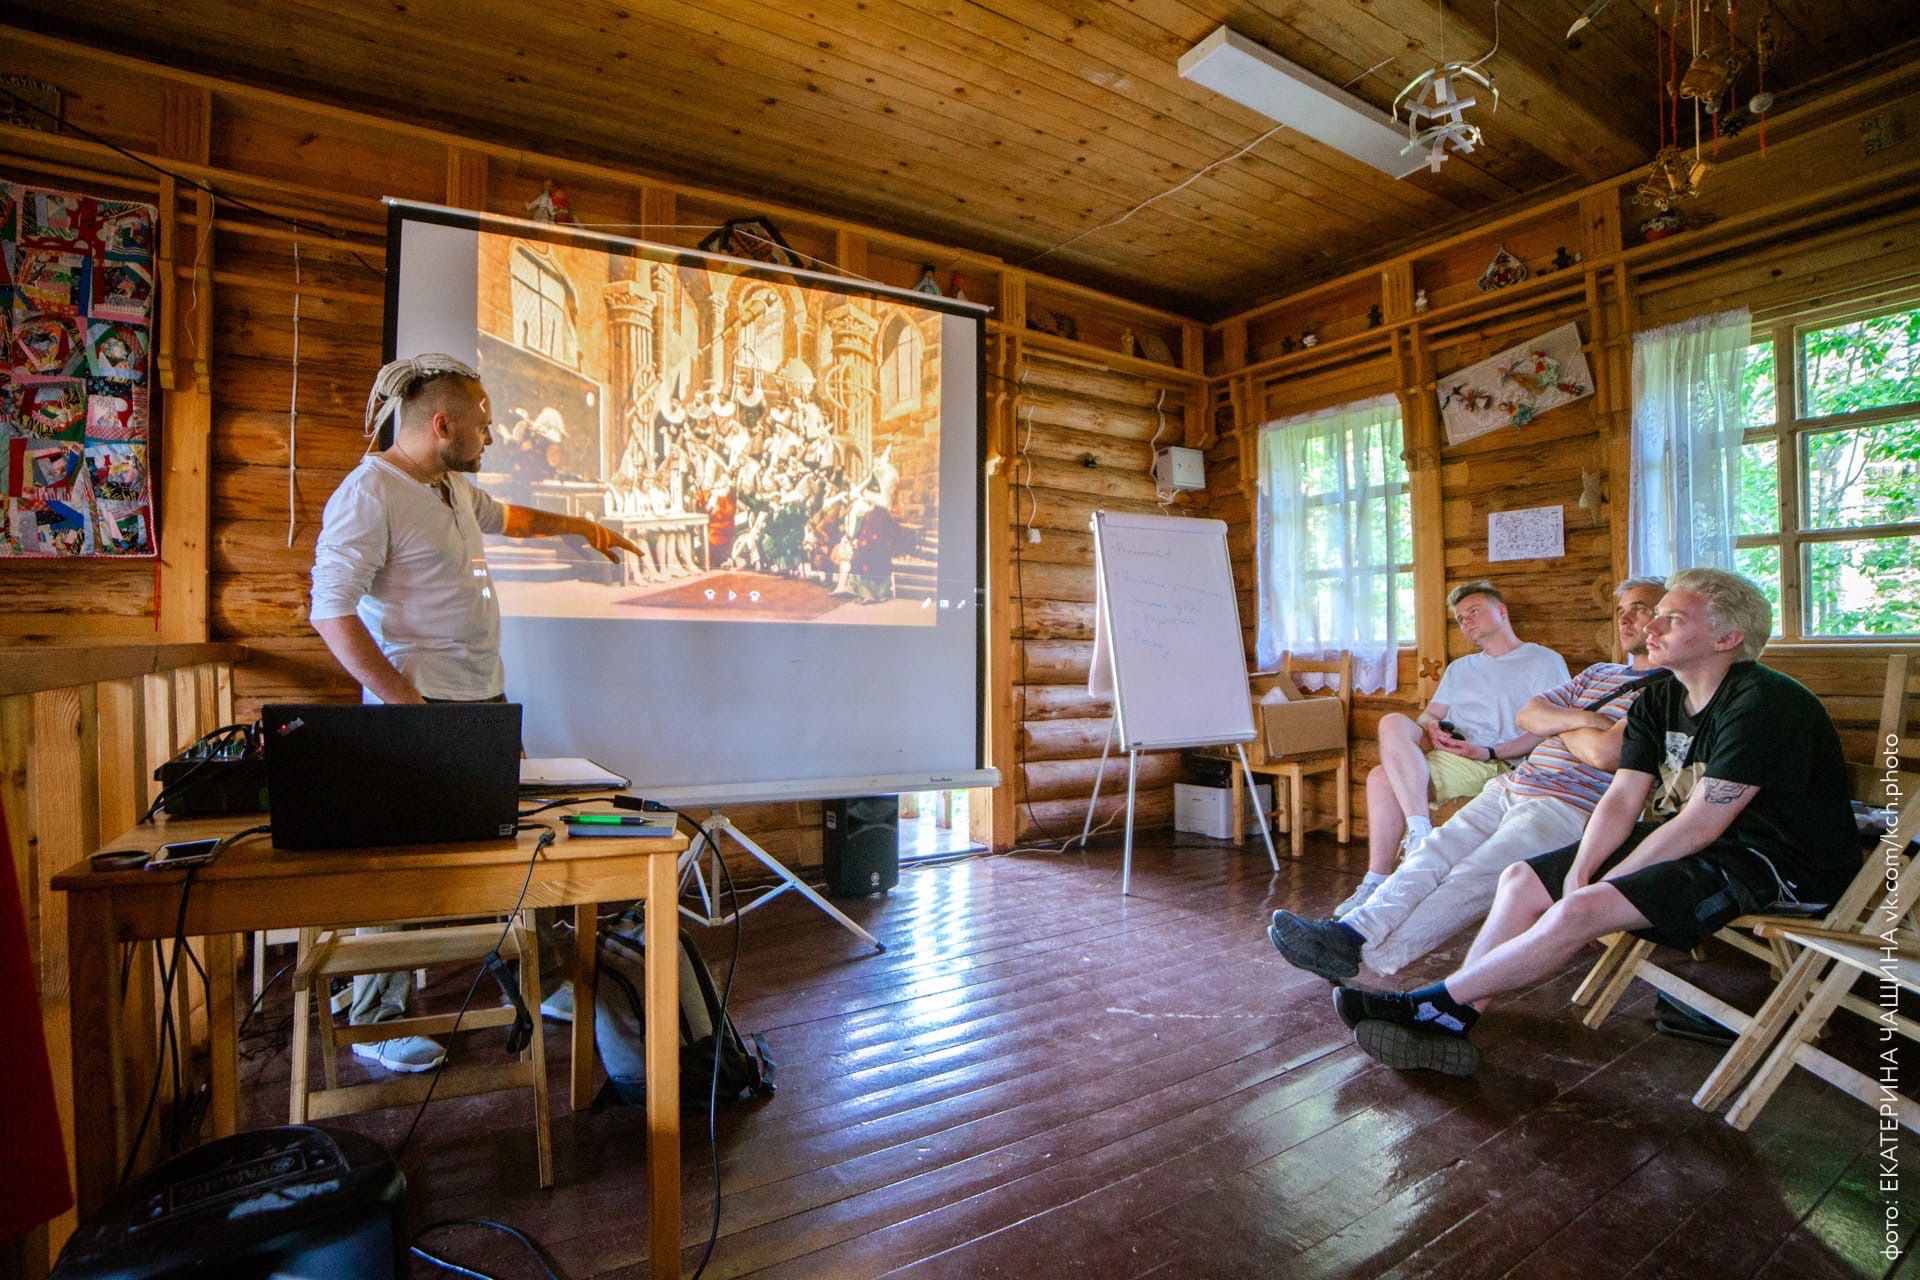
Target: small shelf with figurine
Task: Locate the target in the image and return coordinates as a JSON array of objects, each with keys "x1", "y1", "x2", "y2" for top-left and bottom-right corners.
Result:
[{"x1": 1019, "y1": 285, "x2": 1189, "y2": 377}]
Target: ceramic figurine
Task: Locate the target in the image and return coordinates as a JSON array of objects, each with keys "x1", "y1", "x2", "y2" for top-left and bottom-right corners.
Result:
[
  {"x1": 524, "y1": 179, "x2": 574, "y2": 224},
  {"x1": 1414, "y1": 287, "x2": 1430, "y2": 313}
]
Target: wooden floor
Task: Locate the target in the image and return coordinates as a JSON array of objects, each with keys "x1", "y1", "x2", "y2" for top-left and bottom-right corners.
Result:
[{"x1": 236, "y1": 830, "x2": 1907, "y2": 1280}]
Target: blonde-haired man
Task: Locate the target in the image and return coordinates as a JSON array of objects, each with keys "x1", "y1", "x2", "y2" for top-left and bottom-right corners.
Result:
[{"x1": 1334, "y1": 568, "x2": 1858, "y2": 1076}]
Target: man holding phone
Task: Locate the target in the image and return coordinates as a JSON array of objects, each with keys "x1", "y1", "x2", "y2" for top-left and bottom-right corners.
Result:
[
  {"x1": 1334, "y1": 569, "x2": 1858, "y2": 1076},
  {"x1": 1342, "y1": 580, "x2": 1569, "y2": 917}
]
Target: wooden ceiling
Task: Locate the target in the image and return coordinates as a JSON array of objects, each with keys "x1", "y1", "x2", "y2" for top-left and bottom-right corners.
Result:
[{"x1": 11, "y1": 1, "x2": 1919, "y2": 316}]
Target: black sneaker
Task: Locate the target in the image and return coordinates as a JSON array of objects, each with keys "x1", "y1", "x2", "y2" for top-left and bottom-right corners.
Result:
[
  {"x1": 1332, "y1": 985, "x2": 1420, "y2": 1030},
  {"x1": 1267, "y1": 911, "x2": 1362, "y2": 982},
  {"x1": 1354, "y1": 1019, "x2": 1482, "y2": 1076}
]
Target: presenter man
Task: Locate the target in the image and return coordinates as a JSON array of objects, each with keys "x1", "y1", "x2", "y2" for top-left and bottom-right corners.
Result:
[
  {"x1": 310, "y1": 354, "x2": 640, "y2": 1073},
  {"x1": 1342, "y1": 581, "x2": 1569, "y2": 916}
]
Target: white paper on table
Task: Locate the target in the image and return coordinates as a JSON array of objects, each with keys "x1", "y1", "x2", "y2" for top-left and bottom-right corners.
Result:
[{"x1": 1488, "y1": 505, "x2": 1565, "y2": 562}]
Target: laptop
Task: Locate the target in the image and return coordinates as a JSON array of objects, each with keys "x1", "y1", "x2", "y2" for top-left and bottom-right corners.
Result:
[{"x1": 263, "y1": 703, "x2": 523, "y2": 851}]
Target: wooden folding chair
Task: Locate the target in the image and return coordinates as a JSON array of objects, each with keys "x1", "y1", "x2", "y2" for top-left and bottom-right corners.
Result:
[
  {"x1": 1571, "y1": 652, "x2": 1920, "y2": 1121},
  {"x1": 1234, "y1": 651, "x2": 1353, "y2": 859},
  {"x1": 1722, "y1": 801, "x2": 1920, "y2": 1130}
]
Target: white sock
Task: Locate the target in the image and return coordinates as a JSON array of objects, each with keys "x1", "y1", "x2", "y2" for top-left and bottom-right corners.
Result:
[
  {"x1": 1404, "y1": 815, "x2": 1434, "y2": 844},
  {"x1": 1360, "y1": 871, "x2": 1387, "y2": 891}
]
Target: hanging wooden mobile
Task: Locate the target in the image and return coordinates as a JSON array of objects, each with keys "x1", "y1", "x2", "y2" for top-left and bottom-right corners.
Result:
[
  {"x1": 1394, "y1": 0, "x2": 1502, "y2": 173},
  {"x1": 1637, "y1": 0, "x2": 1773, "y2": 212}
]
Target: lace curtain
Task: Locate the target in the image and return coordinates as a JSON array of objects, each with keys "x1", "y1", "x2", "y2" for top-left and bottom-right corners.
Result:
[
  {"x1": 1630, "y1": 308, "x2": 1752, "y2": 576},
  {"x1": 1255, "y1": 393, "x2": 1408, "y2": 694}
]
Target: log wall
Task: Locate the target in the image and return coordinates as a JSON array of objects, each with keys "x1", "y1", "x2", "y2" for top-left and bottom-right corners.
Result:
[
  {"x1": 1210, "y1": 68, "x2": 1920, "y2": 834},
  {"x1": 0, "y1": 28, "x2": 1203, "y2": 869}
]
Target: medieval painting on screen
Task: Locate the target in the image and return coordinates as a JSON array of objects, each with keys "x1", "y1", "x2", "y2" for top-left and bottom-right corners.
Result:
[{"x1": 472, "y1": 229, "x2": 944, "y2": 625}]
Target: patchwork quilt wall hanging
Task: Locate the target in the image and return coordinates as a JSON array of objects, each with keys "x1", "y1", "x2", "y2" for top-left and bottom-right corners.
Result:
[
  {"x1": 0, "y1": 183, "x2": 157, "y2": 557},
  {"x1": 1437, "y1": 321, "x2": 1594, "y2": 447}
]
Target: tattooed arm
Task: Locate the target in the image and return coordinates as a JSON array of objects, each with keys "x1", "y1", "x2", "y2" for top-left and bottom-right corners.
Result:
[{"x1": 1598, "y1": 776, "x2": 1759, "y2": 882}]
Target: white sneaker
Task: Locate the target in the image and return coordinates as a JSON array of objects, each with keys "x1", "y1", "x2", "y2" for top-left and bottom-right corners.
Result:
[
  {"x1": 539, "y1": 980, "x2": 575, "y2": 1023},
  {"x1": 1333, "y1": 875, "x2": 1385, "y2": 918},
  {"x1": 351, "y1": 1035, "x2": 445, "y2": 1073}
]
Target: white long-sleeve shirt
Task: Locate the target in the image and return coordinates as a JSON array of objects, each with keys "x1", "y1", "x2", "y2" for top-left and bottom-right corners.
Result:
[{"x1": 310, "y1": 456, "x2": 507, "y2": 700}]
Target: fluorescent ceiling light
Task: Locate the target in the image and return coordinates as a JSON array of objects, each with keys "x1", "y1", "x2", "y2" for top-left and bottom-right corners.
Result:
[{"x1": 1178, "y1": 26, "x2": 1425, "y2": 179}]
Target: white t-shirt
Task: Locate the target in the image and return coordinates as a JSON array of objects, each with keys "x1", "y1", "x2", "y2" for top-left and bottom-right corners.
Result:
[
  {"x1": 1431, "y1": 642, "x2": 1571, "y2": 747},
  {"x1": 310, "y1": 456, "x2": 508, "y2": 701}
]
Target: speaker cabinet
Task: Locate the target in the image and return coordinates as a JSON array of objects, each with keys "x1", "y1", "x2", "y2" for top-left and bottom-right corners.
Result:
[{"x1": 822, "y1": 796, "x2": 899, "y2": 897}]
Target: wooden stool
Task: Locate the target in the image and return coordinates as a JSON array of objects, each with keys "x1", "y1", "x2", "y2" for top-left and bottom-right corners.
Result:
[{"x1": 289, "y1": 917, "x2": 552, "y2": 1186}]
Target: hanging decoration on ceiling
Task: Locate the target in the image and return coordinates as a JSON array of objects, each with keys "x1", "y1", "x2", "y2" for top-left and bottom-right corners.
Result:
[
  {"x1": 0, "y1": 182, "x2": 158, "y2": 558},
  {"x1": 1636, "y1": 1, "x2": 1771, "y2": 215},
  {"x1": 1394, "y1": 0, "x2": 1501, "y2": 173}
]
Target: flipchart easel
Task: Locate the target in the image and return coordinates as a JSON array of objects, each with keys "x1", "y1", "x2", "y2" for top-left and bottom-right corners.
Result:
[{"x1": 1085, "y1": 511, "x2": 1277, "y2": 894}]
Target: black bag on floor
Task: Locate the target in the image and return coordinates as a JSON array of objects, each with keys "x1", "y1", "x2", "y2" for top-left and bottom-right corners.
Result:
[{"x1": 591, "y1": 908, "x2": 775, "y2": 1111}]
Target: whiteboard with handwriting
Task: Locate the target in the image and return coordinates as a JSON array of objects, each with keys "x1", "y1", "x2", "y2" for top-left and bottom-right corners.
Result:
[{"x1": 1088, "y1": 511, "x2": 1257, "y2": 751}]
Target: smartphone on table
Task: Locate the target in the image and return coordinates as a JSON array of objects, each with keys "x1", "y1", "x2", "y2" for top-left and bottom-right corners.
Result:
[{"x1": 145, "y1": 837, "x2": 222, "y2": 870}]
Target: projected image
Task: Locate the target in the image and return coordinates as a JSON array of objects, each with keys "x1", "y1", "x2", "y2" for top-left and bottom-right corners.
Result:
[{"x1": 470, "y1": 230, "x2": 944, "y2": 624}]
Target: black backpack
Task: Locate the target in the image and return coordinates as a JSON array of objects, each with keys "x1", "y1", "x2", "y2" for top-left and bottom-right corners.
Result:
[{"x1": 591, "y1": 908, "x2": 775, "y2": 1111}]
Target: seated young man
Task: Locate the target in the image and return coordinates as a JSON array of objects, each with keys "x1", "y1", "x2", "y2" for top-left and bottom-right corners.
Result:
[
  {"x1": 1331, "y1": 568, "x2": 1858, "y2": 1076},
  {"x1": 1342, "y1": 580, "x2": 1570, "y2": 916},
  {"x1": 1269, "y1": 577, "x2": 1668, "y2": 980}
]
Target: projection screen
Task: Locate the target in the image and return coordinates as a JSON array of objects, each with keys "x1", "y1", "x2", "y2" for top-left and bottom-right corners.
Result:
[{"x1": 384, "y1": 201, "x2": 991, "y2": 802}]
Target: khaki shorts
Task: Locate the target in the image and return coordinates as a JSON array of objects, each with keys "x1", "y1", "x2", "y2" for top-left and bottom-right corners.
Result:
[{"x1": 1426, "y1": 748, "x2": 1510, "y2": 803}]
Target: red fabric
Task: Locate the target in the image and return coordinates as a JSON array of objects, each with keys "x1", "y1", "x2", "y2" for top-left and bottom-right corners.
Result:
[{"x1": 0, "y1": 803, "x2": 73, "y2": 1241}]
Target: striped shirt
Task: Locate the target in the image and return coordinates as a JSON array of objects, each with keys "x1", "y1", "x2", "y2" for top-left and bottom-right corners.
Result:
[{"x1": 1500, "y1": 663, "x2": 1662, "y2": 812}]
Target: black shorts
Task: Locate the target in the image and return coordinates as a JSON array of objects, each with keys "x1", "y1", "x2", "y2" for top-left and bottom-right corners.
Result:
[{"x1": 1524, "y1": 822, "x2": 1780, "y2": 951}]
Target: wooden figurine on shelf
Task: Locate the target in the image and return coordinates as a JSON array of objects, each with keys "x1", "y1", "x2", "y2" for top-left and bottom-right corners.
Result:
[
  {"x1": 1551, "y1": 246, "x2": 1578, "y2": 272},
  {"x1": 1367, "y1": 303, "x2": 1383, "y2": 328},
  {"x1": 1118, "y1": 329, "x2": 1141, "y2": 358},
  {"x1": 1281, "y1": 335, "x2": 1297, "y2": 355}
]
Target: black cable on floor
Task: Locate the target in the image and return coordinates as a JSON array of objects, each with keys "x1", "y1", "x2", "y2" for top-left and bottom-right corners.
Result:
[{"x1": 410, "y1": 1217, "x2": 562, "y2": 1280}]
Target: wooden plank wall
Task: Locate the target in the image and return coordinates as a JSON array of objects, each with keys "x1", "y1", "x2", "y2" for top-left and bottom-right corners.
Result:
[
  {"x1": 0, "y1": 32, "x2": 1196, "y2": 865},
  {"x1": 1208, "y1": 76, "x2": 1920, "y2": 834}
]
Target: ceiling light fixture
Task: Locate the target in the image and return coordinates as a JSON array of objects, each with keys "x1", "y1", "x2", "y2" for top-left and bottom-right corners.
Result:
[{"x1": 1177, "y1": 27, "x2": 1426, "y2": 179}]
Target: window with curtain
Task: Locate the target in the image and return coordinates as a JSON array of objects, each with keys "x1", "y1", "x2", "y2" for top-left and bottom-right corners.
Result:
[
  {"x1": 1629, "y1": 307, "x2": 1751, "y2": 579},
  {"x1": 1734, "y1": 299, "x2": 1920, "y2": 637},
  {"x1": 1256, "y1": 393, "x2": 1413, "y2": 694}
]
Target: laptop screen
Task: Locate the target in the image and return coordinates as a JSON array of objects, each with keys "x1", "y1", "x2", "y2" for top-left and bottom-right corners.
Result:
[{"x1": 263, "y1": 703, "x2": 523, "y2": 851}]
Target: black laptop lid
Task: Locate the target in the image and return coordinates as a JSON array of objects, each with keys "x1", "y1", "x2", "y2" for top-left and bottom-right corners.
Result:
[{"x1": 263, "y1": 703, "x2": 523, "y2": 851}]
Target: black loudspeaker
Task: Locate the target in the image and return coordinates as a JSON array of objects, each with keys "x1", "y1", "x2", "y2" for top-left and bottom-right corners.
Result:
[
  {"x1": 54, "y1": 1125, "x2": 406, "y2": 1280},
  {"x1": 823, "y1": 796, "x2": 899, "y2": 897}
]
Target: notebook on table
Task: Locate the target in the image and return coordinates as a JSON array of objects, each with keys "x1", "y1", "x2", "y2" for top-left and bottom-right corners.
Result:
[{"x1": 263, "y1": 703, "x2": 523, "y2": 851}]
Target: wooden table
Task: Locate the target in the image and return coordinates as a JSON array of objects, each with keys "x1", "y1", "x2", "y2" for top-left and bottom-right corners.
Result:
[{"x1": 52, "y1": 807, "x2": 690, "y2": 1280}]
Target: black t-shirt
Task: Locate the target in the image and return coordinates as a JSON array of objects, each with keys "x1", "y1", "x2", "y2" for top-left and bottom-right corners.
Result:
[{"x1": 1619, "y1": 661, "x2": 1856, "y2": 901}]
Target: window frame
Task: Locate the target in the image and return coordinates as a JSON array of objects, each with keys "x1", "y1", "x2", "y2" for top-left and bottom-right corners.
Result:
[
  {"x1": 1737, "y1": 295, "x2": 1920, "y2": 640},
  {"x1": 1257, "y1": 399, "x2": 1417, "y2": 654}
]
